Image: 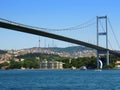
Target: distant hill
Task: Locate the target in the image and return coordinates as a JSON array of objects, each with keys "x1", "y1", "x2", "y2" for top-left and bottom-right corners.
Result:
[
  {"x1": 45, "y1": 46, "x2": 93, "y2": 54},
  {"x1": 24, "y1": 46, "x2": 95, "y2": 57}
]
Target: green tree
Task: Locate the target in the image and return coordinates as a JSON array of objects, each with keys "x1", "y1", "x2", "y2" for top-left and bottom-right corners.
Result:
[
  {"x1": 9, "y1": 60, "x2": 22, "y2": 69},
  {"x1": 0, "y1": 62, "x2": 9, "y2": 69},
  {"x1": 23, "y1": 59, "x2": 39, "y2": 69}
]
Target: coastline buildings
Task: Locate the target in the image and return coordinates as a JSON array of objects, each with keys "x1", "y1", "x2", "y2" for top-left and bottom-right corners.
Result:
[
  {"x1": 40, "y1": 60, "x2": 63, "y2": 69},
  {"x1": 115, "y1": 60, "x2": 120, "y2": 69}
]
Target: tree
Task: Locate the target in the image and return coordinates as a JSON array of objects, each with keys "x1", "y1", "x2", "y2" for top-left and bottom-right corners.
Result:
[
  {"x1": 9, "y1": 60, "x2": 22, "y2": 69},
  {"x1": 0, "y1": 62, "x2": 9, "y2": 69}
]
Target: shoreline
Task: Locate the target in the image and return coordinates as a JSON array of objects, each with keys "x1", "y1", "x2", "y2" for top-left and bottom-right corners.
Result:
[{"x1": 0, "y1": 68, "x2": 120, "y2": 71}]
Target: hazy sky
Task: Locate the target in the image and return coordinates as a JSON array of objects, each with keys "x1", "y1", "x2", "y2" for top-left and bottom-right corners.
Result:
[{"x1": 0, "y1": 0, "x2": 120, "y2": 50}]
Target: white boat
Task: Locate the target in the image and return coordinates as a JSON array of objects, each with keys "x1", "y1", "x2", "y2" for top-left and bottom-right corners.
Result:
[
  {"x1": 80, "y1": 66, "x2": 87, "y2": 70},
  {"x1": 71, "y1": 66, "x2": 76, "y2": 70},
  {"x1": 95, "y1": 69, "x2": 102, "y2": 71}
]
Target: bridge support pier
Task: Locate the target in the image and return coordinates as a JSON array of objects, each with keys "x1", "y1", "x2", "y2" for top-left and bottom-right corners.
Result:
[
  {"x1": 106, "y1": 50, "x2": 109, "y2": 65},
  {"x1": 97, "y1": 50, "x2": 109, "y2": 69},
  {"x1": 97, "y1": 51, "x2": 99, "y2": 69}
]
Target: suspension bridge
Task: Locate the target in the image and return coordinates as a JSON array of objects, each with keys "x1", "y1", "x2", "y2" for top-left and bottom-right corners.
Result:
[{"x1": 0, "y1": 16, "x2": 120, "y2": 68}]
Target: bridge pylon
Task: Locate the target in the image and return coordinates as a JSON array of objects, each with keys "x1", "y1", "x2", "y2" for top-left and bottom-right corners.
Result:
[{"x1": 97, "y1": 16, "x2": 109, "y2": 68}]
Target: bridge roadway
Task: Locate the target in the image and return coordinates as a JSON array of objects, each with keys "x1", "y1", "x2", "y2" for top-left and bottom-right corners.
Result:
[{"x1": 0, "y1": 21, "x2": 119, "y2": 56}]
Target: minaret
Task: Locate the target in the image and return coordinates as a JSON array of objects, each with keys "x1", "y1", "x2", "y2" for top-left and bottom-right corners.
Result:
[{"x1": 39, "y1": 37, "x2": 40, "y2": 53}]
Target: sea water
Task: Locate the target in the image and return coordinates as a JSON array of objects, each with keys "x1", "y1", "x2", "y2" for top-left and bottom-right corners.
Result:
[{"x1": 0, "y1": 70, "x2": 120, "y2": 90}]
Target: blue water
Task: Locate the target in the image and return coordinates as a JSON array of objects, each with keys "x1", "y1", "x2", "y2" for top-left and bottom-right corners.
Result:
[{"x1": 0, "y1": 70, "x2": 120, "y2": 90}]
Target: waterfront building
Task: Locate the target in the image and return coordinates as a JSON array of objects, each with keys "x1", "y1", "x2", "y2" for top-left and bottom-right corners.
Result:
[
  {"x1": 115, "y1": 60, "x2": 120, "y2": 68},
  {"x1": 40, "y1": 60, "x2": 48, "y2": 69},
  {"x1": 40, "y1": 60, "x2": 63, "y2": 69}
]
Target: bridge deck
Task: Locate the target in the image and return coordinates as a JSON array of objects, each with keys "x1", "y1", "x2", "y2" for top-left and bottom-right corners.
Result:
[{"x1": 0, "y1": 21, "x2": 119, "y2": 56}]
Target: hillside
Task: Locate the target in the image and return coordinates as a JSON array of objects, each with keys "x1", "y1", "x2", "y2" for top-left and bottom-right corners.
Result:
[{"x1": 45, "y1": 46, "x2": 93, "y2": 54}]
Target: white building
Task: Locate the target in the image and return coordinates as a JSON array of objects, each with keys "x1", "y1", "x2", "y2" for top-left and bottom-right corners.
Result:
[
  {"x1": 40, "y1": 60, "x2": 63, "y2": 69},
  {"x1": 115, "y1": 60, "x2": 120, "y2": 68}
]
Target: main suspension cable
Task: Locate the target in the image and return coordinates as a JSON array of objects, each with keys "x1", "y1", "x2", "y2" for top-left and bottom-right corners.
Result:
[
  {"x1": 108, "y1": 18, "x2": 120, "y2": 50},
  {"x1": 0, "y1": 17, "x2": 95, "y2": 32}
]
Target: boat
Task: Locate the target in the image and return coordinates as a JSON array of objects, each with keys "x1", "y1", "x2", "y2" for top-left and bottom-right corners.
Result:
[
  {"x1": 71, "y1": 66, "x2": 76, "y2": 70},
  {"x1": 95, "y1": 69, "x2": 102, "y2": 71},
  {"x1": 80, "y1": 66, "x2": 87, "y2": 70}
]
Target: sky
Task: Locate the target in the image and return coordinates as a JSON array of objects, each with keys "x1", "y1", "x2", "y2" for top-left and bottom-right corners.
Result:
[{"x1": 0, "y1": 0, "x2": 120, "y2": 50}]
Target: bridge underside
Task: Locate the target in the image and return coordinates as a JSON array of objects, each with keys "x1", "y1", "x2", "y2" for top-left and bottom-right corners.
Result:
[{"x1": 0, "y1": 21, "x2": 120, "y2": 56}]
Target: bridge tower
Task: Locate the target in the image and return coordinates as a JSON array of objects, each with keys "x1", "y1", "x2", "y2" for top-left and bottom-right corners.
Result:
[{"x1": 97, "y1": 16, "x2": 109, "y2": 68}]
